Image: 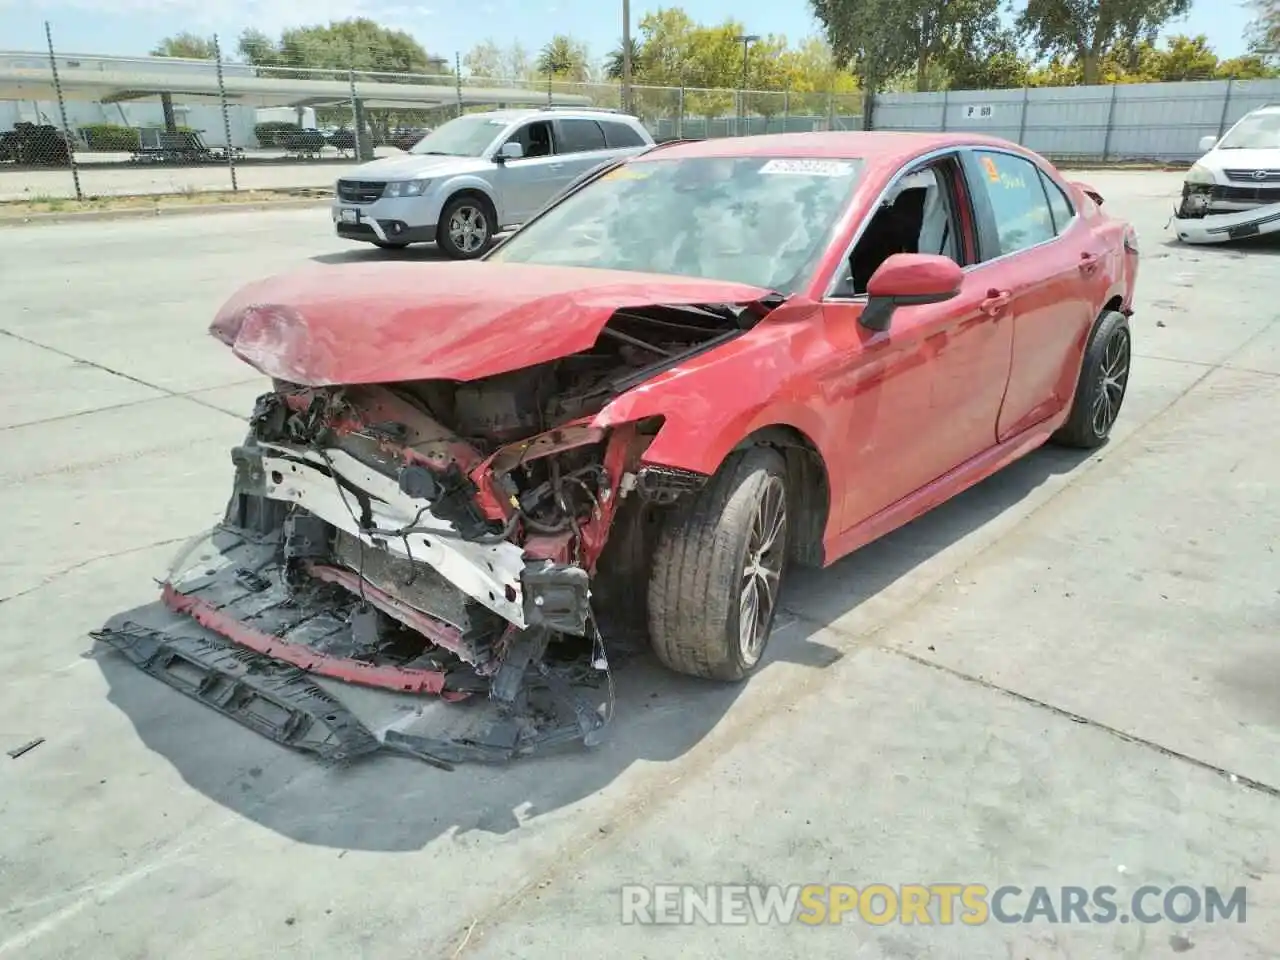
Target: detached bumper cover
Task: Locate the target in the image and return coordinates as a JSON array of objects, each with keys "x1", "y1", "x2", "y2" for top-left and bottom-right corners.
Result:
[{"x1": 1172, "y1": 201, "x2": 1280, "y2": 244}]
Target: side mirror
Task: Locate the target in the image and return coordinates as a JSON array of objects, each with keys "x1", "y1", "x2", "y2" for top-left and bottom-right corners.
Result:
[
  {"x1": 1198, "y1": 134, "x2": 1218, "y2": 153},
  {"x1": 859, "y1": 253, "x2": 964, "y2": 333},
  {"x1": 496, "y1": 142, "x2": 524, "y2": 163}
]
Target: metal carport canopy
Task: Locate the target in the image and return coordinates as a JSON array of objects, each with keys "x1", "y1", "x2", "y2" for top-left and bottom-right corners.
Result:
[{"x1": 0, "y1": 65, "x2": 593, "y2": 109}]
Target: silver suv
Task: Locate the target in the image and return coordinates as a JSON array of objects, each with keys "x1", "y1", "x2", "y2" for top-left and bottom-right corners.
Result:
[{"x1": 332, "y1": 107, "x2": 655, "y2": 258}]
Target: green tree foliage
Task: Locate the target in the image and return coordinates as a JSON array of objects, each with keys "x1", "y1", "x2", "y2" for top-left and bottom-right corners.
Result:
[
  {"x1": 1247, "y1": 0, "x2": 1280, "y2": 55},
  {"x1": 236, "y1": 19, "x2": 446, "y2": 78},
  {"x1": 150, "y1": 32, "x2": 215, "y2": 59},
  {"x1": 536, "y1": 34, "x2": 592, "y2": 81},
  {"x1": 1016, "y1": 0, "x2": 1193, "y2": 84},
  {"x1": 809, "y1": 0, "x2": 1003, "y2": 92},
  {"x1": 1025, "y1": 33, "x2": 1279, "y2": 85},
  {"x1": 605, "y1": 38, "x2": 643, "y2": 81}
]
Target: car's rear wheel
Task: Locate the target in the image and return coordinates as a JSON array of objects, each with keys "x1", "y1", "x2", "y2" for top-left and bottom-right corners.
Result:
[
  {"x1": 1052, "y1": 309, "x2": 1131, "y2": 448},
  {"x1": 648, "y1": 447, "x2": 789, "y2": 681},
  {"x1": 437, "y1": 194, "x2": 494, "y2": 259}
]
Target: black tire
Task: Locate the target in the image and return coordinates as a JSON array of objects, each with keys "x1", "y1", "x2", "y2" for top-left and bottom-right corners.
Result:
[
  {"x1": 1052, "y1": 309, "x2": 1132, "y2": 449},
  {"x1": 436, "y1": 193, "x2": 495, "y2": 259},
  {"x1": 372, "y1": 239, "x2": 411, "y2": 250},
  {"x1": 648, "y1": 446, "x2": 789, "y2": 681}
]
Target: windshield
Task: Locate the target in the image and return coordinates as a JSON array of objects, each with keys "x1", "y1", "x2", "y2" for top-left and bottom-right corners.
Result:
[
  {"x1": 488, "y1": 156, "x2": 865, "y2": 293},
  {"x1": 409, "y1": 114, "x2": 507, "y2": 157},
  {"x1": 1218, "y1": 112, "x2": 1280, "y2": 150}
]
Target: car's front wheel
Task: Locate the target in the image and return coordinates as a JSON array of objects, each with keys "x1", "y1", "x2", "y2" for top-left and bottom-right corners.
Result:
[
  {"x1": 437, "y1": 194, "x2": 494, "y2": 259},
  {"x1": 1053, "y1": 309, "x2": 1132, "y2": 448},
  {"x1": 648, "y1": 446, "x2": 789, "y2": 681}
]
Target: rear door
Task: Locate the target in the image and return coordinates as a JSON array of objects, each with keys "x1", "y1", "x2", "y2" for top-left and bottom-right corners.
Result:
[
  {"x1": 962, "y1": 149, "x2": 1097, "y2": 441},
  {"x1": 549, "y1": 118, "x2": 616, "y2": 196}
]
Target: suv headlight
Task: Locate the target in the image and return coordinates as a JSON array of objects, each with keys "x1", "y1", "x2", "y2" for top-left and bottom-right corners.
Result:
[
  {"x1": 1184, "y1": 164, "x2": 1216, "y2": 185},
  {"x1": 385, "y1": 179, "x2": 432, "y2": 197}
]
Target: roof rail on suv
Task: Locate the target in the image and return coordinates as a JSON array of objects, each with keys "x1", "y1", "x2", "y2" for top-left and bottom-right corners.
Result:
[{"x1": 539, "y1": 105, "x2": 624, "y2": 114}]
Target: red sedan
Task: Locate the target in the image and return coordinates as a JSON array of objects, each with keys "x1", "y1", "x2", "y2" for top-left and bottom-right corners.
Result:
[{"x1": 99, "y1": 132, "x2": 1138, "y2": 764}]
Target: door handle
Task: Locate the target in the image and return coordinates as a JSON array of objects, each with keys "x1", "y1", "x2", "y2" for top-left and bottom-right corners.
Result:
[
  {"x1": 981, "y1": 289, "x2": 1011, "y2": 316},
  {"x1": 1079, "y1": 251, "x2": 1100, "y2": 274}
]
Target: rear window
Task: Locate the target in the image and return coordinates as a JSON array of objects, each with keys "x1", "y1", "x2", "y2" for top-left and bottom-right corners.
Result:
[{"x1": 602, "y1": 120, "x2": 647, "y2": 148}]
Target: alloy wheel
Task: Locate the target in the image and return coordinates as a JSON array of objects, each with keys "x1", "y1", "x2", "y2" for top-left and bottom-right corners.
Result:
[
  {"x1": 1091, "y1": 326, "x2": 1131, "y2": 438},
  {"x1": 739, "y1": 475, "x2": 787, "y2": 666},
  {"x1": 448, "y1": 205, "x2": 488, "y2": 254}
]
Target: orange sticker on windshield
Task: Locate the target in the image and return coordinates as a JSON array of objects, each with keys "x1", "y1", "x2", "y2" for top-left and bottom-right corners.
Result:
[{"x1": 982, "y1": 156, "x2": 1000, "y2": 182}]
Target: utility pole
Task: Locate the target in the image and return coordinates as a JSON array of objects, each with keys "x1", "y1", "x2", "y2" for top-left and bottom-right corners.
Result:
[
  {"x1": 622, "y1": 0, "x2": 632, "y2": 114},
  {"x1": 734, "y1": 34, "x2": 759, "y2": 137}
]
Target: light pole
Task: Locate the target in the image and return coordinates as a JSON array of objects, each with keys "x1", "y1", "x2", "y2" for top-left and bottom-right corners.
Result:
[
  {"x1": 622, "y1": 0, "x2": 632, "y2": 114},
  {"x1": 734, "y1": 33, "x2": 759, "y2": 136}
]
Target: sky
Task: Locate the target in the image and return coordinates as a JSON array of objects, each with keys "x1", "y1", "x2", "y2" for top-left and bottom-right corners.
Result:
[{"x1": 0, "y1": 0, "x2": 1261, "y2": 65}]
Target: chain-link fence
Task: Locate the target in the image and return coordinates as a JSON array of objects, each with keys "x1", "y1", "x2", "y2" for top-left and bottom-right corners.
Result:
[
  {"x1": 1, "y1": 25, "x2": 867, "y2": 202},
  {"x1": 8, "y1": 23, "x2": 1265, "y2": 203}
]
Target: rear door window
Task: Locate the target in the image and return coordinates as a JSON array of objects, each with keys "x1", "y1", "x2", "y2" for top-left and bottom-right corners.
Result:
[
  {"x1": 601, "y1": 120, "x2": 647, "y2": 148},
  {"x1": 970, "y1": 150, "x2": 1057, "y2": 258},
  {"x1": 557, "y1": 118, "x2": 607, "y2": 154}
]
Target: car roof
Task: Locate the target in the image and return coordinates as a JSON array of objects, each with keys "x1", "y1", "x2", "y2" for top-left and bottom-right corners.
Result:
[
  {"x1": 633, "y1": 131, "x2": 1029, "y2": 163},
  {"x1": 463, "y1": 108, "x2": 638, "y2": 123}
]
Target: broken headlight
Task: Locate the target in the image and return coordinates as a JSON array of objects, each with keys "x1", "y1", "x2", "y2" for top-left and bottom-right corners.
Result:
[{"x1": 1184, "y1": 164, "x2": 1215, "y2": 185}]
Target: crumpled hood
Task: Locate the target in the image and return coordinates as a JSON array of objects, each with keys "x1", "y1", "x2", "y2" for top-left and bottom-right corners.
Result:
[{"x1": 210, "y1": 261, "x2": 772, "y2": 386}]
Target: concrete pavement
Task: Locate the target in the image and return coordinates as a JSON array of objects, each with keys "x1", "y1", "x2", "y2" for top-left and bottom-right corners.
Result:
[{"x1": 0, "y1": 171, "x2": 1277, "y2": 959}]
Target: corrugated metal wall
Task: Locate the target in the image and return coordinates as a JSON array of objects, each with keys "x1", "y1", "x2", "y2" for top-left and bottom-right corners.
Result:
[{"x1": 873, "y1": 79, "x2": 1280, "y2": 161}]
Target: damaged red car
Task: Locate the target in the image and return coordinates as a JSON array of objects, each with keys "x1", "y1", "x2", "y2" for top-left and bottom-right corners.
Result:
[{"x1": 97, "y1": 132, "x2": 1138, "y2": 767}]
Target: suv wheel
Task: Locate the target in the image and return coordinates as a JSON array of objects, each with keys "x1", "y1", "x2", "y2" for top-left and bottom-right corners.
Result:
[{"x1": 437, "y1": 195, "x2": 494, "y2": 259}]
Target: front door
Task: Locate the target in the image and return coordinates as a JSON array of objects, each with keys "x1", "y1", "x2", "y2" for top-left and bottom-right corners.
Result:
[
  {"x1": 823, "y1": 153, "x2": 1014, "y2": 531},
  {"x1": 495, "y1": 120, "x2": 568, "y2": 223}
]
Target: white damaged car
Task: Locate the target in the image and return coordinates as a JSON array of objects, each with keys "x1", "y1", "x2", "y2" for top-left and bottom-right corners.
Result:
[{"x1": 1173, "y1": 106, "x2": 1280, "y2": 244}]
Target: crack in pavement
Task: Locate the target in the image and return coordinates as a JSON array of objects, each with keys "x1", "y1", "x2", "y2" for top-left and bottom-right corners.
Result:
[
  {"x1": 0, "y1": 328, "x2": 255, "y2": 424},
  {"x1": 0, "y1": 378, "x2": 263, "y2": 433},
  {"x1": 0, "y1": 534, "x2": 197, "y2": 606},
  {"x1": 886, "y1": 648, "x2": 1280, "y2": 800},
  {"x1": 1135, "y1": 351, "x2": 1280, "y2": 378}
]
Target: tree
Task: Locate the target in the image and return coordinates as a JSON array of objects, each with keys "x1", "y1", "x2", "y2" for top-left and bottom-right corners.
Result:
[
  {"x1": 941, "y1": 29, "x2": 1032, "y2": 89},
  {"x1": 606, "y1": 38, "x2": 644, "y2": 80},
  {"x1": 237, "y1": 18, "x2": 444, "y2": 77},
  {"x1": 537, "y1": 34, "x2": 591, "y2": 82},
  {"x1": 151, "y1": 32, "x2": 215, "y2": 59},
  {"x1": 1150, "y1": 33, "x2": 1217, "y2": 80},
  {"x1": 1217, "y1": 54, "x2": 1277, "y2": 79},
  {"x1": 1016, "y1": 0, "x2": 1193, "y2": 85},
  {"x1": 811, "y1": 0, "x2": 1004, "y2": 92},
  {"x1": 1247, "y1": 0, "x2": 1280, "y2": 55},
  {"x1": 810, "y1": 0, "x2": 922, "y2": 91},
  {"x1": 464, "y1": 40, "x2": 506, "y2": 81}
]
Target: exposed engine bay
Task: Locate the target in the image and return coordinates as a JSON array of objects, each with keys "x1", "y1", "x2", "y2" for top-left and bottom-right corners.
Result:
[{"x1": 95, "y1": 299, "x2": 773, "y2": 767}]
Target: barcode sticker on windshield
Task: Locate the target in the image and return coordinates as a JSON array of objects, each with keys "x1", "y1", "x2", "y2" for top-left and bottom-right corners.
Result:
[{"x1": 760, "y1": 159, "x2": 854, "y2": 177}]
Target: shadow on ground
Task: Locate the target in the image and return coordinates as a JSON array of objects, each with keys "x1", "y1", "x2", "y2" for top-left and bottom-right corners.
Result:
[
  {"x1": 311, "y1": 244, "x2": 452, "y2": 265},
  {"x1": 94, "y1": 441, "x2": 1090, "y2": 853}
]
